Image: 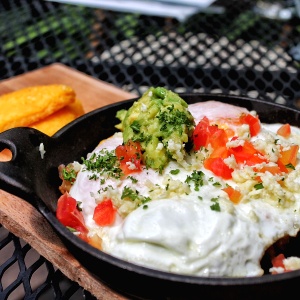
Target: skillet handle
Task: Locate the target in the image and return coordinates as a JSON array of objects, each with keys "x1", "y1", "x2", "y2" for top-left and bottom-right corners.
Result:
[{"x1": 0, "y1": 127, "x2": 51, "y2": 206}]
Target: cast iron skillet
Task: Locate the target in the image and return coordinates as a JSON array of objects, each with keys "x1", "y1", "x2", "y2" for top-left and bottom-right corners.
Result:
[{"x1": 1, "y1": 94, "x2": 300, "y2": 300}]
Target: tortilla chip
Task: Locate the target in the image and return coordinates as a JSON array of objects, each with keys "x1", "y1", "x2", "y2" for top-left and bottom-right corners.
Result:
[
  {"x1": 0, "y1": 85, "x2": 75, "y2": 133},
  {"x1": 30, "y1": 98, "x2": 85, "y2": 136}
]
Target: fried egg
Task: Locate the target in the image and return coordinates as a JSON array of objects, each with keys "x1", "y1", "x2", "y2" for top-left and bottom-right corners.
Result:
[{"x1": 68, "y1": 101, "x2": 300, "y2": 277}]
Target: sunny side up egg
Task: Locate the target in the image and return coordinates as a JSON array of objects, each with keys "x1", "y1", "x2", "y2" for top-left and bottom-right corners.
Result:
[{"x1": 67, "y1": 101, "x2": 300, "y2": 277}]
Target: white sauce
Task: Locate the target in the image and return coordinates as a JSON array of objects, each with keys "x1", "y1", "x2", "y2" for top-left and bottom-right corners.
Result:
[{"x1": 69, "y1": 101, "x2": 300, "y2": 277}]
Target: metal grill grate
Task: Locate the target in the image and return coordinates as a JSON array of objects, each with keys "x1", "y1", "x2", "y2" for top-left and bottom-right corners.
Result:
[
  {"x1": 0, "y1": 0, "x2": 300, "y2": 299},
  {"x1": 0, "y1": 225, "x2": 96, "y2": 299}
]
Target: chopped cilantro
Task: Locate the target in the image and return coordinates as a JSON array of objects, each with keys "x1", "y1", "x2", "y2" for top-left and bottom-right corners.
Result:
[
  {"x1": 121, "y1": 186, "x2": 151, "y2": 208},
  {"x1": 130, "y1": 120, "x2": 141, "y2": 133},
  {"x1": 170, "y1": 169, "x2": 180, "y2": 175},
  {"x1": 66, "y1": 226, "x2": 77, "y2": 232},
  {"x1": 210, "y1": 197, "x2": 221, "y2": 212},
  {"x1": 286, "y1": 163, "x2": 295, "y2": 170},
  {"x1": 82, "y1": 149, "x2": 122, "y2": 179},
  {"x1": 121, "y1": 186, "x2": 140, "y2": 201},
  {"x1": 254, "y1": 183, "x2": 264, "y2": 190},
  {"x1": 185, "y1": 170, "x2": 205, "y2": 191},
  {"x1": 157, "y1": 107, "x2": 194, "y2": 136},
  {"x1": 128, "y1": 176, "x2": 138, "y2": 183},
  {"x1": 62, "y1": 168, "x2": 76, "y2": 183}
]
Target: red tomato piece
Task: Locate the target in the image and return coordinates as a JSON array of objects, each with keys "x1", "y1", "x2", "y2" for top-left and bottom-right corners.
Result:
[
  {"x1": 204, "y1": 157, "x2": 233, "y2": 179},
  {"x1": 277, "y1": 123, "x2": 291, "y2": 138},
  {"x1": 56, "y1": 193, "x2": 88, "y2": 240},
  {"x1": 239, "y1": 113, "x2": 261, "y2": 137},
  {"x1": 271, "y1": 254, "x2": 287, "y2": 274},
  {"x1": 277, "y1": 160, "x2": 289, "y2": 173},
  {"x1": 208, "y1": 126, "x2": 228, "y2": 150},
  {"x1": 223, "y1": 186, "x2": 242, "y2": 204},
  {"x1": 193, "y1": 117, "x2": 228, "y2": 151},
  {"x1": 278, "y1": 144, "x2": 299, "y2": 168},
  {"x1": 193, "y1": 116, "x2": 210, "y2": 150},
  {"x1": 253, "y1": 165, "x2": 282, "y2": 175},
  {"x1": 228, "y1": 140, "x2": 267, "y2": 166},
  {"x1": 209, "y1": 146, "x2": 229, "y2": 159},
  {"x1": 93, "y1": 199, "x2": 116, "y2": 226},
  {"x1": 115, "y1": 140, "x2": 143, "y2": 175}
]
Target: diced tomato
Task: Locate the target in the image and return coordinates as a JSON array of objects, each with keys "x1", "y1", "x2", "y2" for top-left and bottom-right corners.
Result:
[
  {"x1": 239, "y1": 113, "x2": 261, "y2": 137},
  {"x1": 277, "y1": 124, "x2": 291, "y2": 138},
  {"x1": 228, "y1": 140, "x2": 268, "y2": 166},
  {"x1": 277, "y1": 160, "x2": 289, "y2": 173},
  {"x1": 271, "y1": 254, "x2": 287, "y2": 274},
  {"x1": 56, "y1": 193, "x2": 88, "y2": 241},
  {"x1": 278, "y1": 145, "x2": 299, "y2": 168},
  {"x1": 253, "y1": 165, "x2": 282, "y2": 175},
  {"x1": 223, "y1": 186, "x2": 242, "y2": 204},
  {"x1": 115, "y1": 140, "x2": 143, "y2": 175},
  {"x1": 209, "y1": 146, "x2": 229, "y2": 159},
  {"x1": 224, "y1": 128, "x2": 235, "y2": 139},
  {"x1": 193, "y1": 117, "x2": 210, "y2": 150},
  {"x1": 272, "y1": 254, "x2": 285, "y2": 269},
  {"x1": 93, "y1": 199, "x2": 116, "y2": 226},
  {"x1": 208, "y1": 126, "x2": 228, "y2": 150},
  {"x1": 193, "y1": 117, "x2": 228, "y2": 151},
  {"x1": 204, "y1": 157, "x2": 233, "y2": 179}
]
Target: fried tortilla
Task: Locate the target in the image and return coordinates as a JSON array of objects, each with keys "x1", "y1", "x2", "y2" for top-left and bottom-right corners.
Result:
[
  {"x1": 30, "y1": 98, "x2": 85, "y2": 136},
  {"x1": 0, "y1": 85, "x2": 76, "y2": 133}
]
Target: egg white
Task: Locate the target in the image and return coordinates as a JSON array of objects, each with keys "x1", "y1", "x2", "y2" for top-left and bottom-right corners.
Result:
[{"x1": 69, "y1": 101, "x2": 300, "y2": 277}]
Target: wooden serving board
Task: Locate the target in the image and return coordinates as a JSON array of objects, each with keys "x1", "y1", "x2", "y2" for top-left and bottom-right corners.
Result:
[{"x1": 0, "y1": 63, "x2": 137, "y2": 300}]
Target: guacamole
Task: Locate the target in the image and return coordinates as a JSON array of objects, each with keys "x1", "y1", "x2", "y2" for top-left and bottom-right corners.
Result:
[{"x1": 116, "y1": 87, "x2": 195, "y2": 171}]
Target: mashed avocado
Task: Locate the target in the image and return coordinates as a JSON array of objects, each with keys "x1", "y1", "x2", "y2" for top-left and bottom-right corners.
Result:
[{"x1": 116, "y1": 87, "x2": 195, "y2": 171}]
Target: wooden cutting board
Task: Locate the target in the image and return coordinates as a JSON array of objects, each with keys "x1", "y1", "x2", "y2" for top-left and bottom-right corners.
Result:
[{"x1": 0, "y1": 63, "x2": 137, "y2": 300}]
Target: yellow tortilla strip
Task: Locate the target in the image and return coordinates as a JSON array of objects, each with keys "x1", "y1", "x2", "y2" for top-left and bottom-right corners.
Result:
[
  {"x1": 0, "y1": 85, "x2": 75, "y2": 133},
  {"x1": 30, "y1": 98, "x2": 85, "y2": 136}
]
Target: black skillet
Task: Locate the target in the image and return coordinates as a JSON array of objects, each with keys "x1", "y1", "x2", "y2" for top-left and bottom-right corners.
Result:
[{"x1": 1, "y1": 94, "x2": 300, "y2": 300}]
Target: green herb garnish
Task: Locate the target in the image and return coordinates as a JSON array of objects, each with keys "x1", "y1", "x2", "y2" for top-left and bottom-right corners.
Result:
[
  {"x1": 254, "y1": 183, "x2": 264, "y2": 190},
  {"x1": 185, "y1": 170, "x2": 205, "y2": 191},
  {"x1": 170, "y1": 169, "x2": 180, "y2": 175}
]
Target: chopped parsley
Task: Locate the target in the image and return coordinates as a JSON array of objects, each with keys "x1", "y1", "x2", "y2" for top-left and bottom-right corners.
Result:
[
  {"x1": 121, "y1": 186, "x2": 151, "y2": 207},
  {"x1": 170, "y1": 169, "x2": 180, "y2": 175},
  {"x1": 185, "y1": 170, "x2": 205, "y2": 191},
  {"x1": 130, "y1": 120, "x2": 141, "y2": 133},
  {"x1": 82, "y1": 149, "x2": 122, "y2": 179},
  {"x1": 128, "y1": 176, "x2": 138, "y2": 183},
  {"x1": 62, "y1": 167, "x2": 77, "y2": 183},
  {"x1": 121, "y1": 186, "x2": 140, "y2": 201},
  {"x1": 66, "y1": 226, "x2": 77, "y2": 232},
  {"x1": 254, "y1": 183, "x2": 264, "y2": 190},
  {"x1": 210, "y1": 197, "x2": 221, "y2": 212},
  {"x1": 157, "y1": 106, "x2": 194, "y2": 136},
  {"x1": 286, "y1": 163, "x2": 295, "y2": 170}
]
